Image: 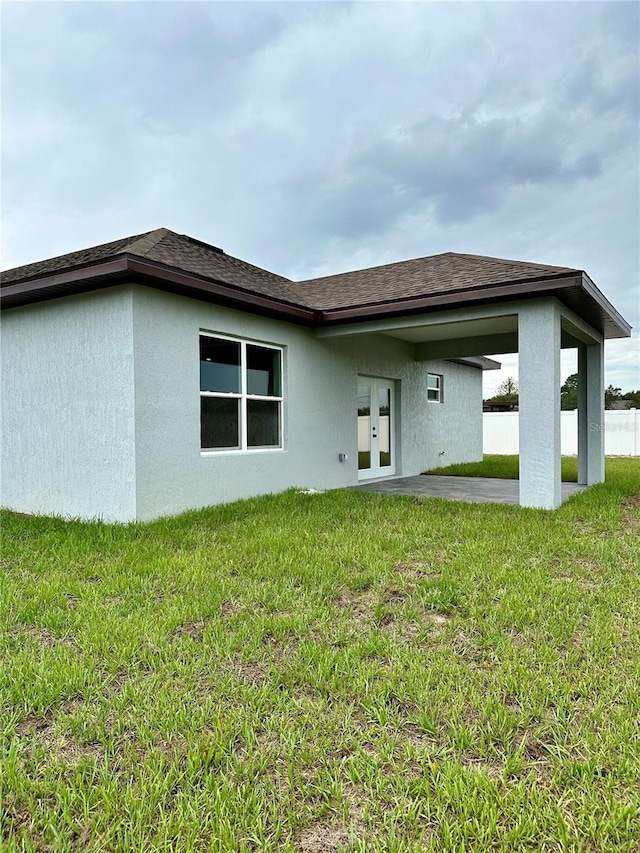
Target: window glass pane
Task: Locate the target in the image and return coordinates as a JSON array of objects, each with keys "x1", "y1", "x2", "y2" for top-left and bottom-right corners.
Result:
[
  {"x1": 427, "y1": 373, "x2": 442, "y2": 401},
  {"x1": 247, "y1": 345, "x2": 281, "y2": 396},
  {"x1": 247, "y1": 400, "x2": 280, "y2": 447},
  {"x1": 200, "y1": 337, "x2": 241, "y2": 393},
  {"x1": 357, "y1": 385, "x2": 371, "y2": 470},
  {"x1": 427, "y1": 374, "x2": 440, "y2": 390},
  {"x1": 201, "y1": 397, "x2": 240, "y2": 449},
  {"x1": 378, "y1": 387, "x2": 391, "y2": 467}
]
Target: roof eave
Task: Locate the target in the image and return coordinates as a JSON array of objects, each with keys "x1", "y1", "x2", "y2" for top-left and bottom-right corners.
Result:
[
  {"x1": 580, "y1": 272, "x2": 632, "y2": 337},
  {"x1": 447, "y1": 356, "x2": 502, "y2": 371},
  {"x1": 317, "y1": 273, "x2": 631, "y2": 339},
  {"x1": 316, "y1": 274, "x2": 581, "y2": 322},
  {"x1": 1, "y1": 259, "x2": 631, "y2": 340},
  {"x1": 124, "y1": 257, "x2": 316, "y2": 323},
  {"x1": 0, "y1": 256, "x2": 318, "y2": 324}
]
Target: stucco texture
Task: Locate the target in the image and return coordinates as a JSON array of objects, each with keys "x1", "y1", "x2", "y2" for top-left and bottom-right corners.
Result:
[
  {"x1": 1, "y1": 288, "x2": 136, "y2": 522},
  {"x1": 131, "y1": 287, "x2": 482, "y2": 520},
  {"x1": 1, "y1": 285, "x2": 483, "y2": 522}
]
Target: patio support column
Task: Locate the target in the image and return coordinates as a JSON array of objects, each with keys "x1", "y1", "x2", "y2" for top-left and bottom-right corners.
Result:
[
  {"x1": 577, "y1": 343, "x2": 605, "y2": 485},
  {"x1": 518, "y1": 301, "x2": 562, "y2": 509}
]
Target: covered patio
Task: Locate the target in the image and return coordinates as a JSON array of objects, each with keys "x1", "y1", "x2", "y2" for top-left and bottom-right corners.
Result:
[
  {"x1": 352, "y1": 474, "x2": 586, "y2": 506},
  {"x1": 317, "y1": 271, "x2": 630, "y2": 509}
]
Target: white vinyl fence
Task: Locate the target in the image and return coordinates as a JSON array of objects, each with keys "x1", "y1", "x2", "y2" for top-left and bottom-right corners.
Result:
[{"x1": 483, "y1": 409, "x2": 640, "y2": 456}]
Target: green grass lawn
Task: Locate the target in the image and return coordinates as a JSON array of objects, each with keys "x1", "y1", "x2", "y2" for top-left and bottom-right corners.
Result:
[
  {"x1": 1, "y1": 458, "x2": 639, "y2": 852},
  {"x1": 425, "y1": 454, "x2": 579, "y2": 482}
]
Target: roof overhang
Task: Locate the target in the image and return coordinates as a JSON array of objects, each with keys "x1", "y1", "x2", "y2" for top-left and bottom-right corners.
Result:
[
  {"x1": 0, "y1": 256, "x2": 317, "y2": 324},
  {"x1": 317, "y1": 272, "x2": 631, "y2": 339},
  {"x1": 447, "y1": 356, "x2": 501, "y2": 371},
  {"x1": 1, "y1": 258, "x2": 631, "y2": 340}
]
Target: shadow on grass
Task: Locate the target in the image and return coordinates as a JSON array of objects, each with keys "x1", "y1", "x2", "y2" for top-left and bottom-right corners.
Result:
[{"x1": 424, "y1": 454, "x2": 579, "y2": 482}]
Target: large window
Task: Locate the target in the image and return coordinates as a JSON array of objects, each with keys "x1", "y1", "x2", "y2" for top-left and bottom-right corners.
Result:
[{"x1": 200, "y1": 334, "x2": 283, "y2": 451}]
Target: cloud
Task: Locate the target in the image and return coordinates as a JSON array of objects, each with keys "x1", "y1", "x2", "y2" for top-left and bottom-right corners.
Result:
[
  {"x1": 301, "y1": 110, "x2": 604, "y2": 239},
  {"x1": 1, "y1": 1, "x2": 638, "y2": 388},
  {"x1": 281, "y1": 3, "x2": 638, "y2": 242}
]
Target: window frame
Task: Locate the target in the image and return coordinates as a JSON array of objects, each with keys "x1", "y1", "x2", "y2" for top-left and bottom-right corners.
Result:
[
  {"x1": 427, "y1": 372, "x2": 444, "y2": 403},
  {"x1": 200, "y1": 331, "x2": 284, "y2": 453}
]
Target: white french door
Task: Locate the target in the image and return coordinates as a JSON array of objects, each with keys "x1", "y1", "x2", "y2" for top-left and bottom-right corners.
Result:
[{"x1": 357, "y1": 377, "x2": 396, "y2": 480}]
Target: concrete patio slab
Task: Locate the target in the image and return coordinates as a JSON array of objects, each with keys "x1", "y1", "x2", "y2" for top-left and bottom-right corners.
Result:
[{"x1": 352, "y1": 475, "x2": 586, "y2": 505}]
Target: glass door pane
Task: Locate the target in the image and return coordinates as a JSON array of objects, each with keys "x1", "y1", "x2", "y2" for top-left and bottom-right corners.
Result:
[
  {"x1": 357, "y1": 384, "x2": 372, "y2": 470},
  {"x1": 378, "y1": 386, "x2": 391, "y2": 468}
]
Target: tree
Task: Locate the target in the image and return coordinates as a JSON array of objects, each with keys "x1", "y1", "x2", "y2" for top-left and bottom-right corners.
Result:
[
  {"x1": 487, "y1": 377, "x2": 518, "y2": 402},
  {"x1": 561, "y1": 373, "x2": 578, "y2": 410},
  {"x1": 604, "y1": 385, "x2": 623, "y2": 409},
  {"x1": 561, "y1": 377, "x2": 636, "y2": 409},
  {"x1": 625, "y1": 390, "x2": 640, "y2": 408}
]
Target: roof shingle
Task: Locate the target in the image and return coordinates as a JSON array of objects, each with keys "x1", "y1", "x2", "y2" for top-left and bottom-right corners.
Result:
[
  {"x1": 143, "y1": 230, "x2": 297, "y2": 303},
  {"x1": 291, "y1": 252, "x2": 576, "y2": 310},
  {"x1": 1, "y1": 230, "x2": 159, "y2": 285},
  {"x1": 1, "y1": 227, "x2": 300, "y2": 305},
  {"x1": 1, "y1": 227, "x2": 578, "y2": 312},
  {"x1": 2, "y1": 227, "x2": 630, "y2": 338}
]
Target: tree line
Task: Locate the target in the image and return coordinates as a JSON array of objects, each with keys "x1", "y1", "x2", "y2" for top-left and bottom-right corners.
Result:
[{"x1": 486, "y1": 376, "x2": 640, "y2": 410}]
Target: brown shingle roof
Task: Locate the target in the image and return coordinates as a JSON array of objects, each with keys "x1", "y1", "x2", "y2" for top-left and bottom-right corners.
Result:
[
  {"x1": 1, "y1": 228, "x2": 577, "y2": 310},
  {"x1": 1, "y1": 227, "x2": 298, "y2": 304},
  {"x1": 292, "y1": 252, "x2": 577, "y2": 310},
  {"x1": 0, "y1": 227, "x2": 630, "y2": 338},
  {"x1": 144, "y1": 230, "x2": 297, "y2": 302},
  {"x1": 0, "y1": 230, "x2": 160, "y2": 285}
]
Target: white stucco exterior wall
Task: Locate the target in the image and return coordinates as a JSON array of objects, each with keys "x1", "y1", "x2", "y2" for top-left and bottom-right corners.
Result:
[
  {"x1": 131, "y1": 287, "x2": 482, "y2": 520},
  {"x1": 330, "y1": 335, "x2": 483, "y2": 476},
  {"x1": 1, "y1": 289, "x2": 137, "y2": 522},
  {"x1": 1, "y1": 285, "x2": 483, "y2": 522}
]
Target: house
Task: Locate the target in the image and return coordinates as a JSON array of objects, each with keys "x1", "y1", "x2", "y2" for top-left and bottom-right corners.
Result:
[
  {"x1": 482, "y1": 400, "x2": 518, "y2": 413},
  {"x1": 0, "y1": 228, "x2": 631, "y2": 522}
]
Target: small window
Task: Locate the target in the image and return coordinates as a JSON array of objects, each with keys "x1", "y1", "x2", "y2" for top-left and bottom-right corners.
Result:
[
  {"x1": 427, "y1": 373, "x2": 443, "y2": 403},
  {"x1": 200, "y1": 334, "x2": 283, "y2": 451}
]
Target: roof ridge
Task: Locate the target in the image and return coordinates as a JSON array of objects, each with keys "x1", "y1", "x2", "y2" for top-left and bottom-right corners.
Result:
[
  {"x1": 123, "y1": 228, "x2": 172, "y2": 258},
  {"x1": 445, "y1": 251, "x2": 575, "y2": 272},
  {"x1": 295, "y1": 250, "x2": 577, "y2": 286},
  {"x1": 295, "y1": 251, "x2": 455, "y2": 284}
]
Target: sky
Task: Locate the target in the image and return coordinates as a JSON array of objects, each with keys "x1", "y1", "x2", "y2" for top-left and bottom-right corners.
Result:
[{"x1": 2, "y1": 1, "x2": 639, "y2": 395}]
